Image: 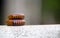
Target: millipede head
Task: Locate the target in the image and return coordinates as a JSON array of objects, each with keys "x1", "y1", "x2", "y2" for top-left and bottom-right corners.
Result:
[{"x1": 6, "y1": 20, "x2": 13, "y2": 26}]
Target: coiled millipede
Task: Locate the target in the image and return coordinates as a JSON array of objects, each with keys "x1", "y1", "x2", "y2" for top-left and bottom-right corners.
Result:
[{"x1": 6, "y1": 14, "x2": 25, "y2": 26}]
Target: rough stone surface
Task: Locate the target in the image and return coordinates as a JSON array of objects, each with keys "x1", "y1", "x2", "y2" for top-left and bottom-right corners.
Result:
[{"x1": 0, "y1": 25, "x2": 60, "y2": 38}]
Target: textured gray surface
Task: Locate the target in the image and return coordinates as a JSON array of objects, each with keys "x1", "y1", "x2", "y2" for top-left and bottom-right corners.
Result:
[{"x1": 0, "y1": 25, "x2": 60, "y2": 38}]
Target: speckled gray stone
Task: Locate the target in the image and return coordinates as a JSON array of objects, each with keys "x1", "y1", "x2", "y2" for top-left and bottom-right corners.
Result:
[{"x1": 0, "y1": 25, "x2": 60, "y2": 38}]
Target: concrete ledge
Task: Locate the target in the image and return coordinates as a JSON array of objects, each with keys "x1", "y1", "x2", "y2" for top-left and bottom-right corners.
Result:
[{"x1": 0, "y1": 25, "x2": 60, "y2": 38}]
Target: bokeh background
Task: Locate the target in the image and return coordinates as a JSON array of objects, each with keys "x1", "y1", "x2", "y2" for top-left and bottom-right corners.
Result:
[{"x1": 0, "y1": 0, "x2": 60, "y2": 25}]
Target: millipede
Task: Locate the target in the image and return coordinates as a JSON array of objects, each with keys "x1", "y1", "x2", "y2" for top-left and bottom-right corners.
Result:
[{"x1": 6, "y1": 14, "x2": 25, "y2": 26}]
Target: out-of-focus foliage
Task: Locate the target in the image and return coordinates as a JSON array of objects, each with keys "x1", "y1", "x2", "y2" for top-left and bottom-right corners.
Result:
[
  {"x1": 42, "y1": 0, "x2": 60, "y2": 23},
  {"x1": 43, "y1": 0, "x2": 59, "y2": 10}
]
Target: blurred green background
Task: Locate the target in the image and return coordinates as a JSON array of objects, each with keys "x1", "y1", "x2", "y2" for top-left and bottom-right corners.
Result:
[{"x1": 41, "y1": 0, "x2": 60, "y2": 24}]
